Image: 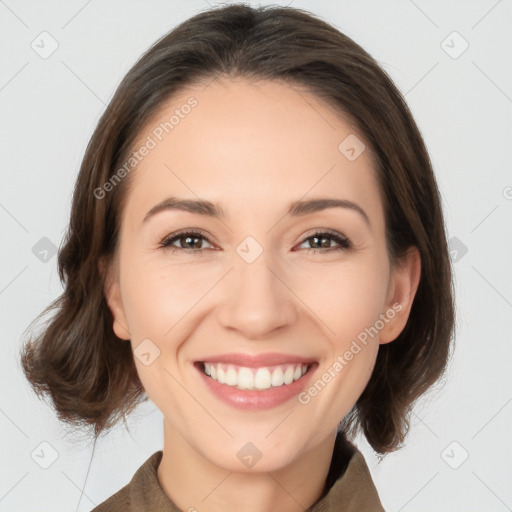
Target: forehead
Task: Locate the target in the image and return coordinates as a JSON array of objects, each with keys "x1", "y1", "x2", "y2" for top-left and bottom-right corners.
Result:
[{"x1": 124, "y1": 77, "x2": 383, "y2": 226}]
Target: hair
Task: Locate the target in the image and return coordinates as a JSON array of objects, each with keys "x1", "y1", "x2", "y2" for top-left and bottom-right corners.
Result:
[{"x1": 19, "y1": 2, "x2": 455, "y2": 455}]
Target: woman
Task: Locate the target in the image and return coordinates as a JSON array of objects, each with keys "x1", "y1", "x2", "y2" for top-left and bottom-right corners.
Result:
[{"x1": 19, "y1": 4, "x2": 455, "y2": 511}]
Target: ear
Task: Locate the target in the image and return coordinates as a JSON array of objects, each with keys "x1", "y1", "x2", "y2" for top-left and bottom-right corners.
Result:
[
  {"x1": 379, "y1": 247, "x2": 421, "y2": 344},
  {"x1": 98, "y1": 256, "x2": 131, "y2": 341}
]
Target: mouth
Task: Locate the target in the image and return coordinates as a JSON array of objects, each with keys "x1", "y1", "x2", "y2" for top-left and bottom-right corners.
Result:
[
  {"x1": 193, "y1": 360, "x2": 317, "y2": 391},
  {"x1": 193, "y1": 353, "x2": 319, "y2": 410}
]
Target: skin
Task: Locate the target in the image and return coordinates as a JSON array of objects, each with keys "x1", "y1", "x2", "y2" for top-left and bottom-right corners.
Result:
[{"x1": 102, "y1": 76, "x2": 421, "y2": 512}]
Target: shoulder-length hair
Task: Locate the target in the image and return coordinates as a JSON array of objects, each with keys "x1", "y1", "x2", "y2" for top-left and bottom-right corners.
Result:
[{"x1": 19, "y1": 3, "x2": 455, "y2": 454}]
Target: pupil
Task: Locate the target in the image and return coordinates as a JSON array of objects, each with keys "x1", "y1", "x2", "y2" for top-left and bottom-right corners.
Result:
[
  {"x1": 313, "y1": 236, "x2": 329, "y2": 248},
  {"x1": 185, "y1": 236, "x2": 200, "y2": 249}
]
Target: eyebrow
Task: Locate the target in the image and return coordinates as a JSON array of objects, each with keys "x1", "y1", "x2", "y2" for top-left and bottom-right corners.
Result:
[{"x1": 142, "y1": 196, "x2": 370, "y2": 226}]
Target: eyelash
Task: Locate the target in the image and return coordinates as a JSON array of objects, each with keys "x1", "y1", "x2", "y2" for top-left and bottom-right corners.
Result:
[{"x1": 159, "y1": 229, "x2": 352, "y2": 255}]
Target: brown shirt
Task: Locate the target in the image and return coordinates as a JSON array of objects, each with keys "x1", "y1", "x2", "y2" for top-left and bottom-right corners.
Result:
[{"x1": 90, "y1": 432, "x2": 385, "y2": 511}]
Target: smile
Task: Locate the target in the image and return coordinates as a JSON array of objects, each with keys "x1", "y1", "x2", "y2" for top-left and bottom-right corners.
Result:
[
  {"x1": 193, "y1": 352, "x2": 318, "y2": 409},
  {"x1": 201, "y1": 362, "x2": 311, "y2": 391}
]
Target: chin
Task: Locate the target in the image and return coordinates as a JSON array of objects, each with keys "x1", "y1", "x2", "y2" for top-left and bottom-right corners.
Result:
[{"x1": 199, "y1": 432, "x2": 312, "y2": 474}]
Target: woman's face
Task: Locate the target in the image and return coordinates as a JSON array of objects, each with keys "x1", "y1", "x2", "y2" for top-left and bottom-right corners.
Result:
[{"x1": 104, "y1": 77, "x2": 418, "y2": 472}]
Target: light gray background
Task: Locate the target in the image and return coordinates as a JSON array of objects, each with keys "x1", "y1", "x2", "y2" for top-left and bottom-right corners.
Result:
[{"x1": 1, "y1": 0, "x2": 511, "y2": 511}]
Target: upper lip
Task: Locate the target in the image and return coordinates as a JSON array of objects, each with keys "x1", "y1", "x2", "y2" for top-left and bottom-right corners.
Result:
[{"x1": 197, "y1": 353, "x2": 317, "y2": 368}]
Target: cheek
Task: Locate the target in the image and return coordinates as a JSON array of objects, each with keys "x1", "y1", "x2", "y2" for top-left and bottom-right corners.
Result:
[
  {"x1": 120, "y1": 256, "x2": 211, "y2": 340},
  {"x1": 292, "y1": 257, "x2": 390, "y2": 342}
]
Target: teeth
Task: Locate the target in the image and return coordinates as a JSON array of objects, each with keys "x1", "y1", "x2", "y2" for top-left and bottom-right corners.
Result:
[
  {"x1": 226, "y1": 367, "x2": 237, "y2": 385},
  {"x1": 217, "y1": 366, "x2": 226, "y2": 384},
  {"x1": 283, "y1": 365, "x2": 294, "y2": 384},
  {"x1": 271, "y1": 367, "x2": 284, "y2": 387},
  {"x1": 202, "y1": 362, "x2": 309, "y2": 390},
  {"x1": 254, "y1": 367, "x2": 271, "y2": 390},
  {"x1": 238, "y1": 367, "x2": 254, "y2": 390}
]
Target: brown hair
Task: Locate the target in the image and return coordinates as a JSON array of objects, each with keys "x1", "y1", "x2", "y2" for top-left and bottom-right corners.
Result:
[{"x1": 18, "y1": 3, "x2": 455, "y2": 454}]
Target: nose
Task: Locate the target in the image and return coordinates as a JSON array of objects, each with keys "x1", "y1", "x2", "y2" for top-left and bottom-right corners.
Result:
[{"x1": 216, "y1": 248, "x2": 298, "y2": 340}]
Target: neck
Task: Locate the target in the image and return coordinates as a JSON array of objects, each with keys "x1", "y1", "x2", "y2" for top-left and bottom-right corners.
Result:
[{"x1": 157, "y1": 420, "x2": 340, "y2": 512}]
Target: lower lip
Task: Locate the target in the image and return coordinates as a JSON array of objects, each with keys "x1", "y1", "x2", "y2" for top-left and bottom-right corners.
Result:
[{"x1": 195, "y1": 362, "x2": 318, "y2": 410}]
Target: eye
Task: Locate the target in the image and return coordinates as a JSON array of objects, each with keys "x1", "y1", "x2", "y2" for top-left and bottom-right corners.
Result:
[
  {"x1": 159, "y1": 230, "x2": 215, "y2": 255},
  {"x1": 296, "y1": 230, "x2": 352, "y2": 254},
  {"x1": 159, "y1": 229, "x2": 351, "y2": 255}
]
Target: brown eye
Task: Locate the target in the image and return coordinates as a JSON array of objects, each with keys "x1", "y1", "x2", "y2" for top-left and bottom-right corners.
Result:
[
  {"x1": 160, "y1": 230, "x2": 214, "y2": 252},
  {"x1": 159, "y1": 229, "x2": 351, "y2": 255},
  {"x1": 298, "y1": 231, "x2": 351, "y2": 253}
]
